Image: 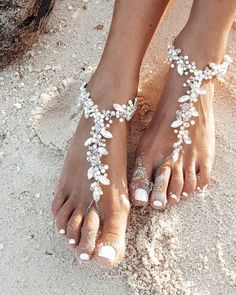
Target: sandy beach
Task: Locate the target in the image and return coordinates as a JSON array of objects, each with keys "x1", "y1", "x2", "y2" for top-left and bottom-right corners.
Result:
[{"x1": 0, "y1": 0, "x2": 235, "y2": 294}]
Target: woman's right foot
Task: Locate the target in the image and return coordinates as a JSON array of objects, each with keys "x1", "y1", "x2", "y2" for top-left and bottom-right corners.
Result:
[{"x1": 51, "y1": 69, "x2": 138, "y2": 267}]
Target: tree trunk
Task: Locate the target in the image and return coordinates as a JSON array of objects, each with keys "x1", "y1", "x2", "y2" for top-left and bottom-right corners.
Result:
[{"x1": 0, "y1": 0, "x2": 56, "y2": 68}]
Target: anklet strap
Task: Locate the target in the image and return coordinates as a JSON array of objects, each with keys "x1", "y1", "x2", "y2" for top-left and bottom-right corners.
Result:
[
  {"x1": 80, "y1": 83, "x2": 137, "y2": 203},
  {"x1": 167, "y1": 44, "x2": 231, "y2": 162}
]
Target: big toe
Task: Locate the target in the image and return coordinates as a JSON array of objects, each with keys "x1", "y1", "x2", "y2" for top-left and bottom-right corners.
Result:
[
  {"x1": 93, "y1": 208, "x2": 128, "y2": 267},
  {"x1": 129, "y1": 155, "x2": 153, "y2": 206}
]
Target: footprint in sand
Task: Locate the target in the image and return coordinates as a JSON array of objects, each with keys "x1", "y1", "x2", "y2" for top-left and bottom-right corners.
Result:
[{"x1": 32, "y1": 79, "x2": 83, "y2": 152}]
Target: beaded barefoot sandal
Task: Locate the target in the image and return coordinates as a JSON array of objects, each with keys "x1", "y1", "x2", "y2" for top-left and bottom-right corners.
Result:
[
  {"x1": 167, "y1": 44, "x2": 231, "y2": 162},
  {"x1": 132, "y1": 44, "x2": 231, "y2": 205},
  {"x1": 80, "y1": 84, "x2": 137, "y2": 209}
]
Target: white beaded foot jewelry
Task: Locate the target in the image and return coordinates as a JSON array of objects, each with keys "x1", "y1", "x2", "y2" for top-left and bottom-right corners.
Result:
[
  {"x1": 167, "y1": 44, "x2": 231, "y2": 162},
  {"x1": 80, "y1": 84, "x2": 137, "y2": 207}
]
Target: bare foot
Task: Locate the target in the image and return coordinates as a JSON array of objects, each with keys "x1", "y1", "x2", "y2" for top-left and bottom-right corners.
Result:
[
  {"x1": 51, "y1": 69, "x2": 138, "y2": 267},
  {"x1": 130, "y1": 29, "x2": 230, "y2": 209}
]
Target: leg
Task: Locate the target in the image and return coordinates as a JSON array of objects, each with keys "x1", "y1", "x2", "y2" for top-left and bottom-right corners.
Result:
[
  {"x1": 130, "y1": 0, "x2": 236, "y2": 208},
  {"x1": 51, "y1": 0, "x2": 171, "y2": 267},
  {"x1": 88, "y1": 0, "x2": 173, "y2": 106}
]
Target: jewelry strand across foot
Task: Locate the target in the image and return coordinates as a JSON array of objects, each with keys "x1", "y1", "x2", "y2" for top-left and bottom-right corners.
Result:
[
  {"x1": 167, "y1": 44, "x2": 231, "y2": 162},
  {"x1": 80, "y1": 84, "x2": 137, "y2": 206}
]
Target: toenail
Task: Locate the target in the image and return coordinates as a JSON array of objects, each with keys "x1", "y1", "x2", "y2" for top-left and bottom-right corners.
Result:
[
  {"x1": 79, "y1": 253, "x2": 90, "y2": 261},
  {"x1": 170, "y1": 193, "x2": 178, "y2": 201},
  {"x1": 182, "y1": 192, "x2": 188, "y2": 198},
  {"x1": 59, "y1": 229, "x2": 66, "y2": 234},
  {"x1": 68, "y1": 239, "x2": 76, "y2": 245},
  {"x1": 98, "y1": 245, "x2": 116, "y2": 260},
  {"x1": 153, "y1": 200, "x2": 163, "y2": 207},
  {"x1": 134, "y1": 188, "x2": 148, "y2": 202},
  {"x1": 197, "y1": 185, "x2": 208, "y2": 192}
]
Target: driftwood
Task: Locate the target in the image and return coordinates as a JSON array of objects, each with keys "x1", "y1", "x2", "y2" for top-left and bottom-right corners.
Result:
[{"x1": 0, "y1": 0, "x2": 56, "y2": 68}]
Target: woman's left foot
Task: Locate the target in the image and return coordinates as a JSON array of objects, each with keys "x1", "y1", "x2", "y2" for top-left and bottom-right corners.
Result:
[{"x1": 130, "y1": 31, "x2": 230, "y2": 209}]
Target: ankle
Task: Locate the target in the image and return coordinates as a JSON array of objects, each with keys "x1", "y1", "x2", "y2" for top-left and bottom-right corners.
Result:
[
  {"x1": 87, "y1": 63, "x2": 139, "y2": 108},
  {"x1": 174, "y1": 24, "x2": 228, "y2": 67}
]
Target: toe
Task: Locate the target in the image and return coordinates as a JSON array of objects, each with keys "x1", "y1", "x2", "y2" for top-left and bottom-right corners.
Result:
[
  {"x1": 94, "y1": 210, "x2": 128, "y2": 267},
  {"x1": 66, "y1": 206, "x2": 85, "y2": 249},
  {"x1": 182, "y1": 163, "x2": 197, "y2": 199},
  {"x1": 150, "y1": 164, "x2": 171, "y2": 210},
  {"x1": 76, "y1": 207, "x2": 100, "y2": 262},
  {"x1": 55, "y1": 198, "x2": 74, "y2": 235},
  {"x1": 167, "y1": 163, "x2": 183, "y2": 204},
  {"x1": 51, "y1": 187, "x2": 67, "y2": 217},
  {"x1": 129, "y1": 156, "x2": 152, "y2": 206},
  {"x1": 196, "y1": 161, "x2": 212, "y2": 190}
]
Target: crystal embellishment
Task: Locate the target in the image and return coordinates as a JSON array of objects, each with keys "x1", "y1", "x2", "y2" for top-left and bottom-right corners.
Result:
[
  {"x1": 167, "y1": 44, "x2": 231, "y2": 162},
  {"x1": 80, "y1": 84, "x2": 137, "y2": 203}
]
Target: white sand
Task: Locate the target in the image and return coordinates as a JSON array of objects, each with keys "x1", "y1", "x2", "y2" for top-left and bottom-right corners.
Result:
[{"x1": 0, "y1": 0, "x2": 235, "y2": 294}]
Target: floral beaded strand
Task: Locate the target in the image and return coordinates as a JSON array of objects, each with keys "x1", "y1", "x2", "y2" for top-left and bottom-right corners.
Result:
[
  {"x1": 167, "y1": 44, "x2": 231, "y2": 162},
  {"x1": 80, "y1": 84, "x2": 137, "y2": 204}
]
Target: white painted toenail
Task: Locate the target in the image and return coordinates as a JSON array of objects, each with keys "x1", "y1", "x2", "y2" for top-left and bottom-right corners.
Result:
[
  {"x1": 170, "y1": 193, "x2": 178, "y2": 200},
  {"x1": 153, "y1": 200, "x2": 163, "y2": 207},
  {"x1": 59, "y1": 229, "x2": 66, "y2": 234},
  {"x1": 98, "y1": 245, "x2": 116, "y2": 260},
  {"x1": 197, "y1": 186, "x2": 208, "y2": 192},
  {"x1": 182, "y1": 192, "x2": 188, "y2": 198},
  {"x1": 68, "y1": 239, "x2": 76, "y2": 245},
  {"x1": 134, "y1": 189, "x2": 148, "y2": 202},
  {"x1": 79, "y1": 253, "x2": 90, "y2": 261}
]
